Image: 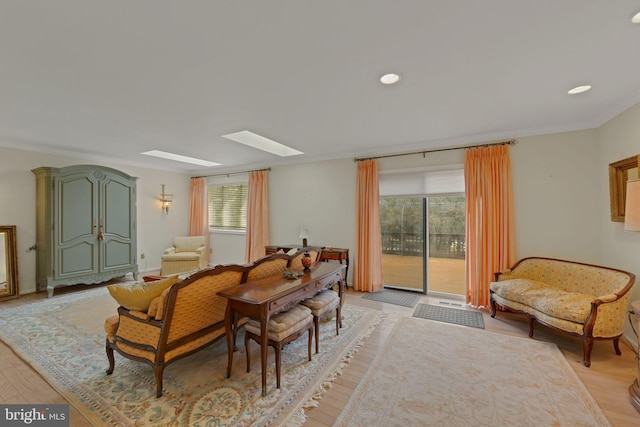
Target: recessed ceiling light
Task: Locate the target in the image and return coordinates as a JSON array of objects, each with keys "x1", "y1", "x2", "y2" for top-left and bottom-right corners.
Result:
[
  {"x1": 221, "y1": 130, "x2": 303, "y2": 157},
  {"x1": 632, "y1": 11, "x2": 640, "y2": 24},
  {"x1": 567, "y1": 85, "x2": 592, "y2": 95},
  {"x1": 141, "y1": 150, "x2": 221, "y2": 166},
  {"x1": 380, "y1": 73, "x2": 400, "y2": 85}
]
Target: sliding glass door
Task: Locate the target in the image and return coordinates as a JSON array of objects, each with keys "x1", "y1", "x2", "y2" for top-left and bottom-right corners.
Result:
[
  {"x1": 380, "y1": 194, "x2": 466, "y2": 296},
  {"x1": 427, "y1": 196, "x2": 466, "y2": 295},
  {"x1": 379, "y1": 167, "x2": 466, "y2": 295},
  {"x1": 380, "y1": 197, "x2": 425, "y2": 292}
]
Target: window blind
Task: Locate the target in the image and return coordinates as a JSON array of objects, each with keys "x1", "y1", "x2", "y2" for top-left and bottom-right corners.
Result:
[
  {"x1": 208, "y1": 184, "x2": 248, "y2": 230},
  {"x1": 379, "y1": 168, "x2": 464, "y2": 197}
]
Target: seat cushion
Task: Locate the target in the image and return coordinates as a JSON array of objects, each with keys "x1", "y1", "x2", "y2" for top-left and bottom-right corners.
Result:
[
  {"x1": 491, "y1": 279, "x2": 595, "y2": 324},
  {"x1": 162, "y1": 252, "x2": 201, "y2": 261},
  {"x1": 301, "y1": 290, "x2": 340, "y2": 315},
  {"x1": 104, "y1": 314, "x2": 120, "y2": 342},
  {"x1": 246, "y1": 305, "x2": 313, "y2": 341}
]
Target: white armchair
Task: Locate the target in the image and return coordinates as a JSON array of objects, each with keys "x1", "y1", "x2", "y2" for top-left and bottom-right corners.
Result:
[{"x1": 160, "y1": 236, "x2": 208, "y2": 275}]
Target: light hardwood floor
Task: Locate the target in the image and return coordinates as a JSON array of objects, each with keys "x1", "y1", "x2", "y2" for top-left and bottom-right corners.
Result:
[
  {"x1": 1, "y1": 287, "x2": 639, "y2": 426},
  {"x1": 304, "y1": 291, "x2": 640, "y2": 426}
]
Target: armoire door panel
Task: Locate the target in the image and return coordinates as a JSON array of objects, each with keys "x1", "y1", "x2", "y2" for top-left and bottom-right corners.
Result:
[
  {"x1": 102, "y1": 240, "x2": 133, "y2": 270},
  {"x1": 58, "y1": 175, "x2": 97, "y2": 244},
  {"x1": 103, "y1": 179, "x2": 134, "y2": 239},
  {"x1": 58, "y1": 241, "x2": 96, "y2": 277}
]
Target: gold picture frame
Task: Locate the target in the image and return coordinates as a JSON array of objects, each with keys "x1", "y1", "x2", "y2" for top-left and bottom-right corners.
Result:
[
  {"x1": 609, "y1": 155, "x2": 639, "y2": 222},
  {"x1": 0, "y1": 225, "x2": 19, "y2": 301}
]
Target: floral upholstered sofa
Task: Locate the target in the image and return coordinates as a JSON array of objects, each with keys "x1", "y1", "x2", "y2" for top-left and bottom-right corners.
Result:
[{"x1": 489, "y1": 257, "x2": 635, "y2": 366}]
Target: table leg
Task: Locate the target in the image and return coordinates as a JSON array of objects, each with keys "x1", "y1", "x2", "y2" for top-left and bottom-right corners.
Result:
[
  {"x1": 344, "y1": 255, "x2": 349, "y2": 289},
  {"x1": 338, "y1": 268, "x2": 345, "y2": 326},
  {"x1": 261, "y1": 312, "x2": 270, "y2": 396},
  {"x1": 224, "y1": 304, "x2": 234, "y2": 378}
]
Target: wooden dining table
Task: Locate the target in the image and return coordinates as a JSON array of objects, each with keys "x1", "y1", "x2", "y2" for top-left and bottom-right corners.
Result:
[{"x1": 217, "y1": 262, "x2": 346, "y2": 396}]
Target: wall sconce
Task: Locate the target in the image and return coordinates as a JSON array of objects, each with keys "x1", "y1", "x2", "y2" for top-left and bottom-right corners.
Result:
[
  {"x1": 160, "y1": 184, "x2": 173, "y2": 214},
  {"x1": 299, "y1": 227, "x2": 309, "y2": 247}
]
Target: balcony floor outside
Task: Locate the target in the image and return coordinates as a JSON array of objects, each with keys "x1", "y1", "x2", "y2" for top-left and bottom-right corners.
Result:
[{"x1": 381, "y1": 254, "x2": 466, "y2": 296}]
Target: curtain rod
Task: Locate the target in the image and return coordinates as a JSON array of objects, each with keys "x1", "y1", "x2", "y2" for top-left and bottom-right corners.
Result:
[
  {"x1": 354, "y1": 139, "x2": 518, "y2": 162},
  {"x1": 191, "y1": 167, "x2": 271, "y2": 179}
]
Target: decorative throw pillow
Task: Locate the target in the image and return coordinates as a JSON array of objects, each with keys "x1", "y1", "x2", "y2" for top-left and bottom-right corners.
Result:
[{"x1": 107, "y1": 276, "x2": 178, "y2": 312}]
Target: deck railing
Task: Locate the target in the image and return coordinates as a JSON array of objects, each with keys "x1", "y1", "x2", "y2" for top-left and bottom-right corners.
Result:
[{"x1": 381, "y1": 232, "x2": 465, "y2": 259}]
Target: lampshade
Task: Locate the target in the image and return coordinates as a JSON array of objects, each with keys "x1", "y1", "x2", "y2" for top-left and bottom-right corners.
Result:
[
  {"x1": 298, "y1": 228, "x2": 309, "y2": 239},
  {"x1": 624, "y1": 179, "x2": 640, "y2": 231}
]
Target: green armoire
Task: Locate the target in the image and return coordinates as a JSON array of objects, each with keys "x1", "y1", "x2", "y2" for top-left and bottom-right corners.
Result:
[{"x1": 32, "y1": 165, "x2": 138, "y2": 297}]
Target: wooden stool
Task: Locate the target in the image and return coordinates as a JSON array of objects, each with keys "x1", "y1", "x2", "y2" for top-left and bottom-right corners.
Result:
[
  {"x1": 244, "y1": 305, "x2": 314, "y2": 389},
  {"x1": 301, "y1": 290, "x2": 341, "y2": 354}
]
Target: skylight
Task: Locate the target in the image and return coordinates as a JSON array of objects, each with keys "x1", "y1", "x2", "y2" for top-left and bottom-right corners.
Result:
[
  {"x1": 141, "y1": 150, "x2": 221, "y2": 166},
  {"x1": 567, "y1": 85, "x2": 592, "y2": 95},
  {"x1": 221, "y1": 131, "x2": 303, "y2": 157}
]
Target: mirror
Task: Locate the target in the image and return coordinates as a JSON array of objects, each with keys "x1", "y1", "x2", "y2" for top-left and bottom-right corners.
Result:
[
  {"x1": 609, "y1": 155, "x2": 639, "y2": 222},
  {"x1": 0, "y1": 225, "x2": 19, "y2": 301}
]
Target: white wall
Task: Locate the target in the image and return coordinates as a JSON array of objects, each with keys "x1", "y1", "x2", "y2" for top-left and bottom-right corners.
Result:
[
  {"x1": 511, "y1": 130, "x2": 601, "y2": 262},
  {"x1": 0, "y1": 146, "x2": 191, "y2": 294},
  {"x1": 598, "y1": 101, "x2": 640, "y2": 347}
]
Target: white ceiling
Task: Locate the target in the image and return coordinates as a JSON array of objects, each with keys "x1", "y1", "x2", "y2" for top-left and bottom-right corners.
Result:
[{"x1": 1, "y1": 1, "x2": 640, "y2": 174}]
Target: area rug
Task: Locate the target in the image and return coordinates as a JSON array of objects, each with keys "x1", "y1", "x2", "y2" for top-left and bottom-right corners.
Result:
[
  {"x1": 412, "y1": 303, "x2": 484, "y2": 329},
  {"x1": 0, "y1": 288, "x2": 383, "y2": 426},
  {"x1": 335, "y1": 317, "x2": 611, "y2": 427},
  {"x1": 361, "y1": 289, "x2": 420, "y2": 307}
]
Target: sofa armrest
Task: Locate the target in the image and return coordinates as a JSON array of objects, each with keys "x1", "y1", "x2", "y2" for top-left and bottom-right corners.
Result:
[
  {"x1": 493, "y1": 268, "x2": 513, "y2": 281},
  {"x1": 114, "y1": 306, "x2": 163, "y2": 349},
  {"x1": 163, "y1": 247, "x2": 176, "y2": 255},
  {"x1": 595, "y1": 293, "x2": 619, "y2": 303}
]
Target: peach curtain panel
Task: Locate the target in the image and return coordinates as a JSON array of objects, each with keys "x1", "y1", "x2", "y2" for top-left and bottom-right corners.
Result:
[
  {"x1": 189, "y1": 177, "x2": 210, "y2": 261},
  {"x1": 189, "y1": 177, "x2": 209, "y2": 236},
  {"x1": 464, "y1": 145, "x2": 515, "y2": 308},
  {"x1": 355, "y1": 159, "x2": 384, "y2": 292},
  {"x1": 245, "y1": 170, "x2": 270, "y2": 263}
]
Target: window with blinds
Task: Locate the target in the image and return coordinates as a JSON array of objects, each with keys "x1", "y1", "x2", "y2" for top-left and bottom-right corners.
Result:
[{"x1": 208, "y1": 184, "x2": 248, "y2": 231}]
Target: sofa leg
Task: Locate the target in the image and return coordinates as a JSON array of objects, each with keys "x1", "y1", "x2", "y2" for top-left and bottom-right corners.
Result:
[
  {"x1": 155, "y1": 365, "x2": 165, "y2": 397},
  {"x1": 582, "y1": 337, "x2": 593, "y2": 367},
  {"x1": 613, "y1": 337, "x2": 622, "y2": 356},
  {"x1": 489, "y1": 296, "x2": 497, "y2": 318},
  {"x1": 527, "y1": 315, "x2": 535, "y2": 338},
  {"x1": 105, "y1": 341, "x2": 115, "y2": 375}
]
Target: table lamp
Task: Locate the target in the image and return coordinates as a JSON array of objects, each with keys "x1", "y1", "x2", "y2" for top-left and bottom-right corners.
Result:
[{"x1": 299, "y1": 227, "x2": 309, "y2": 247}]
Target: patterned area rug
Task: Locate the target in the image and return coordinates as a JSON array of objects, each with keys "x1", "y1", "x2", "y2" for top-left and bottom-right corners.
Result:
[
  {"x1": 412, "y1": 303, "x2": 485, "y2": 328},
  {"x1": 361, "y1": 289, "x2": 420, "y2": 307},
  {"x1": 335, "y1": 317, "x2": 611, "y2": 427},
  {"x1": 0, "y1": 288, "x2": 383, "y2": 426}
]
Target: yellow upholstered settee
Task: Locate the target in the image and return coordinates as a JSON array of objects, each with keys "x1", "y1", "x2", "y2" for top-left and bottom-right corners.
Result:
[
  {"x1": 490, "y1": 257, "x2": 635, "y2": 366},
  {"x1": 105, "y1": 264, "x2": 247, "y2": 397},
  {"x1": 104, "y1": 251, "x2": 333, "y2": 397},
  {"x1": 160, "y1": 236, "x2": 208, "y2": 275}
]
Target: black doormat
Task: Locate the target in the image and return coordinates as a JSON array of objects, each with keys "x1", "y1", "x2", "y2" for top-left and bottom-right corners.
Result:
[
  {"x1": 361, "y1": 290, "x2": 420, "y2": 308},
  {"x1": 412, "y1": 303, "x2": 485, "y2": 329}
]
